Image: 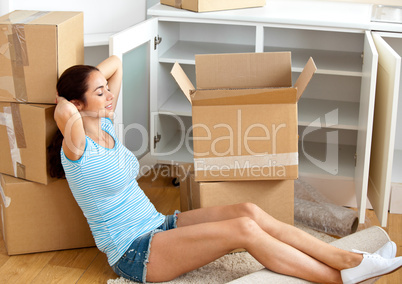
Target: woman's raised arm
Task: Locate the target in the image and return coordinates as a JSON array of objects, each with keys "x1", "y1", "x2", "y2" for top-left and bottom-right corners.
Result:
[
  {"x1": 54, "y1": 95, "x2": 86, "y2": 161},
  {"x1": 96, "y1": 55, "x2": 122, "y2": 112}
]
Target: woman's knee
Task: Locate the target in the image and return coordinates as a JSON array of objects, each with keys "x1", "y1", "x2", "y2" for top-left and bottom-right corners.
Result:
[
  {"x1": 233, "y1": 203, "x2": 282, "y2": 235},
  {"x1": 233, "y1": 216, "x2": 261, "y2": 237},
  {"x1": 235, "y1": 202, "x2": 264, "y2": 219}
]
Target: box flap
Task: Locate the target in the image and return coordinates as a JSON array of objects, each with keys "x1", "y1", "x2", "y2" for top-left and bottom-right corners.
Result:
[
  {"x1": 294, "y1": 57, "x2": 317, "y2": 101},
  {"x1": 192, "y1": 88, "x2": 297, "y2": 106},
  {"x1": 195, "y1": 52, "x2": 292, "y2": 89},
  {"x1": 171, "y1": 62, "x2": 195, "y2": 104}
]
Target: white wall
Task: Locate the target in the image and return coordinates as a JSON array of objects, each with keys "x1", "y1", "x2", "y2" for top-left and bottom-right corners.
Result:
[
  {"x1": 147, "y1": 0, "x2": 160, "y2": 10},
  {"x1": 0, "y1": 0, "x2": 147, "y2": 35},
  {"x1": 0, "y1": 1, "x2": 10, "y2": 16}
]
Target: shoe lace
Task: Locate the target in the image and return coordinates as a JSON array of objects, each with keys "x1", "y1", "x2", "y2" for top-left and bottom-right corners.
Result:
[{"x1": 365, "y1": 253, "x2": 381, "y2": 258}]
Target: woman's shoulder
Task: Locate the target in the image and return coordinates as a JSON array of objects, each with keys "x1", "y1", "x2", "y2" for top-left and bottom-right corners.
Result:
[
  {"x1": 103, "y1": 117, "x2": 113, "y2": 124},
  {"x1": 101, "y1": 117, "x2": 114, "y2": 128},
  {"x1": 102, "y1": 117, "x2": 117, "y2": 136},
  {"x1": 61, "y1": 136, "x2": 93, "y2": 165}
]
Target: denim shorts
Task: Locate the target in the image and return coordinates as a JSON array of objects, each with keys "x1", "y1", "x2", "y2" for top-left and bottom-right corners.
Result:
[{"x1": 111, "y1": 210, "x2": 180, "y2": 283}]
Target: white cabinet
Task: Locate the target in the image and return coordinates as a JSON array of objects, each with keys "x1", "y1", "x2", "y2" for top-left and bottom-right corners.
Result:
[
  {"x1": 369, "y1": 32, "x2": 402, "y2": 226},
  {"x1": 110, "y1": 3, "x2": 385, "y2": 223}
]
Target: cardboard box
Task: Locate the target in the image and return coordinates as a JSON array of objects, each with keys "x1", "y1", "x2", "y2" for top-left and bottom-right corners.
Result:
[
  {"x1": 0, "y1": 174, "x2": 95, "y2": 255},
  {"x1": 0, "y1": 10, "x2": 84, "y2": 103},
  {"x1": 172, "y1": 52, "x2": 316, "y2": 182},
  {"x1": 161, "y1": 0, "x2": 266, "y2": 13},
  {"x1": 190, "y1": 175, "x2": 294, "y2": 225},
  {"x1": 178, "y1": 163, "x2": 194, "y2": 211},
  {"x1": 0, "y1": 102, "x2": 58, "y2": 184}
]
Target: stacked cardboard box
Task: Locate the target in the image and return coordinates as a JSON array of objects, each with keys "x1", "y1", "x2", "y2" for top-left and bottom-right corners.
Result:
[
  {"x1": 0, "y1": 102, "x2": 58, "y2": 184},
  {"x1": 173, "y1": 52, "x2": 317, "y2": 225},
  {"x1": 177, "y1": 163, "x2": 194, "y2": 211},
  {"x1": 0, "y1": 174, "x2": 95, "y2": 255},
  {"x1": 0, "y1": 10, "x2": 95, "y2": 255},
  {"x1": 0, "y1": 10, "x2": 84, "y2": 184}
]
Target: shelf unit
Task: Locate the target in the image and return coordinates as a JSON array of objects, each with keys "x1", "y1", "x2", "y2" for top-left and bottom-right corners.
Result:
[
  {"x1": 158, "y1": 23, "x2": 371, "y2": 176},
  {"x1": 110, "y1": 2, "x2": 401, "y2": 225}
]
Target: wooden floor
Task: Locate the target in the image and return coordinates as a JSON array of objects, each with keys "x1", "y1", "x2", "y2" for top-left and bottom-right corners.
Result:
[{"x1": 0, "y1": 171, "x2": 401, "y2": 283}]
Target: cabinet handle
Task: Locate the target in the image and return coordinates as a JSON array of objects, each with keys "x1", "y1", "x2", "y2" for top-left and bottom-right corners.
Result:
[
  {"x1": 154, "y1": 36, "x2": 162, "y2": 50},
  {"x1": 154, "y1": 133, "x2": 161, "y2": 149}
]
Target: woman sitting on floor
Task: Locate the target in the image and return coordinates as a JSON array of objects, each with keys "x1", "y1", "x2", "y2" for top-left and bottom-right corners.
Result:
[{"x1": 49, "y1": 55, "x2": 402, "y2": 284}]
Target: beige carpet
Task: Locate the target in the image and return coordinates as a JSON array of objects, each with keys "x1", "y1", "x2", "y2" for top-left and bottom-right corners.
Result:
[{"x1": 107, "y1": 223, "x2": 336, "y2": 284}]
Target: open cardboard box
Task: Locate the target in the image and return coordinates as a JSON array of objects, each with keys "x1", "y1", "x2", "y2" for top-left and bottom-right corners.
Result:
[
  {"x1": 160, "y1": 0, "x2": 266, "y2": 13},
  {"x1": 171, "y1": 52, "x2": 316, "y2": 182}
]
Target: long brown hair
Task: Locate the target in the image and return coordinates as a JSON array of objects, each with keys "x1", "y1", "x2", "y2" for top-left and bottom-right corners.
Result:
[{"x1": 48, "y1": 65, "x2": 99, "y2": 178}]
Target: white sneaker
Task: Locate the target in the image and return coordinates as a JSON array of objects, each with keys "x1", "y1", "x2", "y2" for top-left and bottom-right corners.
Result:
[
  {"x1": 352, "y1": 241, "x2": 397, "y2": 259},
  {"x1": 359, "y1": 277, "x2": 379, "y2": 284},
  {"x1": 341, "y1": 253, "x2": 402, "y2": 284}
]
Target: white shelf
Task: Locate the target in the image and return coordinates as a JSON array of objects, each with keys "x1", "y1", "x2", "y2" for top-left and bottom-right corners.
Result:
[
  {"x1": 148, "y1": 2, "x2": 373, "y2": 31},
  {"x1": 265, "y1": 46, "x2": 363, "y2": 76},
  {"x1": 155, "y1": 131, "x2": 193, "y2": 164},
  {"x1": 159, "y1": 90, "x2": 192, "y2": 116},
  {"x1": 159, "y1": 41, "x2": 364, "y2": 76},
  {"x1": 159, "y1": 92, "x2": 360, "y2": 131},
  {"x1": 154, "y1": 131, "x2": 357, "y2": 179},
  {"x1": 159, "y1": 41, "x2": 255, "y2": 64},
  {"x1": 299, "y1": 141, "x2": 356, "y2": 179},
  {"x1": 84, "y1": 33, "x2": 113, "y2": 47},
  {"x1": 298, "y1": 98, "x2": 360, "y2": 130}
]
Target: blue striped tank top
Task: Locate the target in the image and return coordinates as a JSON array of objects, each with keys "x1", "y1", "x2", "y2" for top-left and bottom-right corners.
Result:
[{"x1": 61, "y1": 118, "x2": 165, "y2": 265}]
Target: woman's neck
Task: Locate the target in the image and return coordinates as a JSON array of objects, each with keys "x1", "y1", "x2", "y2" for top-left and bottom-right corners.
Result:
[
  {"x1": 82, "y1": 115, "x2": 102, "y2": 138},
  {"x1": 81, "y1": 115, "x2": 115, "y2": 149}
]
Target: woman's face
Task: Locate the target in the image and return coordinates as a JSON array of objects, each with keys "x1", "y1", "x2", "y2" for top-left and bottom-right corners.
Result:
[{"x1": 80, "y1": 70, "x2": 114, "y2": 117}]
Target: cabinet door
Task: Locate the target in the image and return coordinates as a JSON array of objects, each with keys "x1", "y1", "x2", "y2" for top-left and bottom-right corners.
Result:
[
  {"x1": 110, "y1": 18, "x2": 158, "y2": 165},
  {"x1": 354, "y1": 31, "x2": 378, "y2": 223},
  {"x1": 369, "y1": 32, "x2": 401, "y2": 227}
]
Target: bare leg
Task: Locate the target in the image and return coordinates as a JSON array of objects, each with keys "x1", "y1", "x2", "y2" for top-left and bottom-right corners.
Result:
[
  {"x1": 177, "y1": 203, "x2": 363, "y2": 271},
  {"x1": 146, "y1": 217, "x2": 343, "y2": 283},
  {"x1": 145, "y1": 203, "x2": 364, "y2": 283}
]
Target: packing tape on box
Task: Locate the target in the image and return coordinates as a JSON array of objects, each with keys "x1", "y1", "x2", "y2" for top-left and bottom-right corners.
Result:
[
  {"x1": 8, "y1": 24, "x2": 28, "y2": 102},
  {"x1": 0, "y1": 177, "x2": 11, "y2": 208},
  {"x1": 10, "y1": 103, "x2": 26, "y2": 148},
  {"x1": 0, "y1": 106, "x2": 26, "y2": 179},
  {"x1": 194, "y1": 152, "x2": 298, "y2": 170},
  {"x1": 0, "y1": 11, "x2": 49, "y2": 102},
  {"x1": 5, "y1": 11, "x2": 50, "y2": 24},
  {"x1": 1, "y1": 205, "x2": 5, "y2": 244},
  {"x1": 0, "y1": 24, "x2": 28, "y2": 102}
]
